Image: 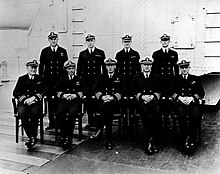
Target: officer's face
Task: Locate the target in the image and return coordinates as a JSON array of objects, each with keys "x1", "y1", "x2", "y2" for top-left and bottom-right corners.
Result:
[
  {"x1": 122, "y1": 40, "x2": 132, "y2": 49},
  {"x1": 48, "y1": 37, "x2": 58, "y2": 47},
  {"x1": 27, "y1": 66, "x2": 37, "y2": 76},
  {"x1": 141, "y1": 64, "x2": 152, "y2": 73},
  {"x1": 66, "y1": 67, "x2": 75, "y2": 76},
  {"x1": 106, "y1": 64, "x2": 116, "y2": 74},
  {"x1": 160, "y1": 40, "x2": 170, "y2": 48},
  {"x1": 86, "y1": 39, "x2": 95, "y2": 48},
  {"x1": 180, "y1": 66, "x2": 190, "y2": 75}
]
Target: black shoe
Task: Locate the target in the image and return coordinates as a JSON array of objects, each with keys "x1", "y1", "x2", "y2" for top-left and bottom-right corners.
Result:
[
  {"x1": 145, "y1": 142, "x2": 154, "y2": 155},
  {"x1": 25, "y1": 137, "x2": 38, "y2": 149},
  {"x1": 151, "y1": 144, "x2": 158, "y2": 153},
  {"x1": 90, "y1": 129, "x2": 102, "y2": 141},
  {"x1": 62, "y1": 137, "x2": 72, "y2": 150},
  {"x1": 105, "y1": 140, "x2": 113, "y2": 150},
  {"x1": 184, "y1": 136, "x2": 191, "y2": 149},
  {"x1": 25, "y1": 138, "x2": 32, "y2": 149},
  {"x1": 31, "y1": 137, "x2": 39, "y2": 147},
  {"x1": 45, "y1": 125, "x2": 55, "y2": 130}
]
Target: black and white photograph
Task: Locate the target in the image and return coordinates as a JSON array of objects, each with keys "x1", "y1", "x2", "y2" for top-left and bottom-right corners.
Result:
[{"x1": 0, "y1": 0, "x2": 220, "y2": 173}]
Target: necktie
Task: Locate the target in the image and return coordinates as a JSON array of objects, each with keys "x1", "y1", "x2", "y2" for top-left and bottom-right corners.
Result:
[
  {"x1": 109, "y1": 74, "x2": 112, "y2": 78},
  {"x1": 183, "y1": 75, "x2": 187, "y2": 79}
]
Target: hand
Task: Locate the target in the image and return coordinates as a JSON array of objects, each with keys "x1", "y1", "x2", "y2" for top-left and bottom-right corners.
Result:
[
  {"x1": 185, "y1": 97, "x2": 194, "y2": 105},
  {"x1": 102, "y1": 95, "x2": 110, "y2": 102},
  {"x1": 24, "y1": 96, "x2": 36, "y2": 105},
  {"x1": 178, "y1": 96, "x2": 194, "y2": 105},
  {"x1": 63, "y1": 94, "x2": 72, "y2": 100},
  {"x1": 70, "y1": 94, "x2": 77, "y2": 100},
  {"x1": 142, "y1": 95, "x2": 153, "y2": 104},
  {"x1": 178, "y1": 96, "x2": 185, "y2": 104},
  {"x1": 108, "y1": 96, "x2": 114, "y2": 101}
]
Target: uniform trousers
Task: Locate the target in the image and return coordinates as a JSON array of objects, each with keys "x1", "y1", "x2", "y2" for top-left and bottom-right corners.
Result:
[
  {"x1": 97, "y1": 101, "x2": 118, "y2": 140},
  {"x1": 137, "y1": 100, "x2": 161, "y2": 142},
  {"x1": 174, "y1": 102, "x2": 201, "y2": 142},
  {"x1": 56, "y1": 101, "x2": 80, "y2": 139},
  {"x1": 18, "y1": 103, "x2": 41, "y2": 138},
  {"x1": 85, "y1": 93, "x2": 96, "y2": 126}
]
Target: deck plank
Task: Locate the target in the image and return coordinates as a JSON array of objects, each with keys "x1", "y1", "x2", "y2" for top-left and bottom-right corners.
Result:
[{"x1": 0, "y1": 151, "x2": 49, "y2": 167}]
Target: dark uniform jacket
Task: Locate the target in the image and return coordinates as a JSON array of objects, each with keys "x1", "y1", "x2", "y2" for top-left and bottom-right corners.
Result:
[
  {"x1": 77, "y1": 47, "x2": 106, "y2": 91},
  {"x1": 115, "y1": 48, "x2": 141, "y2": 96},
  {"x1": 152, "y1": 48, "x2": 178, "y2": 96},
  {"x1": 53, "y1": 75, "x2": 87, "y2": 102},
  {"x1": 13, "y1": 74, "x2": 47, "y2": 104},
  {"x1": 131, "y1": 72, "x2": 161, "y2": 104},
  {"x1": 93, "y1": 73, "x2": 122, "y2": 102},
  {"x1": 39, "y1": 46, "x2": 68, "y2": 91},
  {"x1": 172, "y1": 74, "x2": 205, "y2": 103}
]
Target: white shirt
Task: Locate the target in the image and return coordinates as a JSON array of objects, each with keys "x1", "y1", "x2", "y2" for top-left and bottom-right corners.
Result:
[
  {"x1": 124, "y1": 48, "x2": 130, "y2": 53},
  {"x1": 162, "y1": 48, "x2": 169, "y2": 53},
  {"x1": 108, "y1": 73, "x2": 114, "y2": 78},
  {"x1": 88, "y1": 47, "x2": 95, "y2": 54},
  {"x1": 51, "y1": 46, "x2": 58, "y2": 52},
  {"x1": 69, "y1": 75, "x2": 74, "y2": 80},
  {"x1": 28, "y1": 74, "x2": 34, "y2": 80},
  {"x1": 183, "y1": 74, "x2": 188, "y2": 79},
  {"x1": 143, "y1": 72, "x2": 150, "y2": 78}
]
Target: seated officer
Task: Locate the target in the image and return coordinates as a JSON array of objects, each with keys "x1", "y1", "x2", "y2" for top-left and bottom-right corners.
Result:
[
  {"x1": 131, "y1": 57, "x2": 161, "y2": 155},
  {"x1": 53, "y1": 60, "x2": 87, "y2": 150},
  {"x1": 171, "y1": 58, "x2": 205, "y2": 151},
  {"x1": 13, "y1": 60, "x2": 47, "y2": 149},
  {"x1": 92, "y1": 58, "x2": 122, "y2": 150}
]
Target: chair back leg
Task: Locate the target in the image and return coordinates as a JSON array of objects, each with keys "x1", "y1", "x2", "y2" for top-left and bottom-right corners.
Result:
[
  {"x1": 78, "y1": 115, "x2": 83, "y2": 141},
  {"x1": 40, "y1": 116, "x2": 44, "y2": 143},
  {"x1": 15, "y1": 117, "x2": 19, "y2": 143}
]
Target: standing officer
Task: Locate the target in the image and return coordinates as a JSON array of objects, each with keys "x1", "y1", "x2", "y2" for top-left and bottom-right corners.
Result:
[
  {"x1": 92, "y1": 58, "x2": 122, "y2": 150},
  {"x1": 77, "y1": 34, "x2": 106, "y2": 129},
  {"x1": 115, "y1": 34, "x2": 141, "y2": 97},
  {"x1": 131, "y1": 57, "x2": 161, "y2": 155},
  {"x1": 171, "y1": 58, "x2": 205, "y2": 152},
  {"x1": 13, "y1": 60, "x2": 47, "y2": 149},
  {"x1": 152, "y1": 33, "x2": 179, "y2": 131},
  {"x1": 54, "y1": 60, "x2": 87, "y2": 150},
  {"x1": 39, "y1": 31, "x2": 68, "y2": 130},
  {"x1": 115, "y1": 34, "x2": 141, "y2": 126}
]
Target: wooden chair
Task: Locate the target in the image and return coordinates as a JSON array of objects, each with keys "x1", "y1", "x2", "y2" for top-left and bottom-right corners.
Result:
[{"x1": 12, "y1": 97, "x2": 46, "y2": 143}]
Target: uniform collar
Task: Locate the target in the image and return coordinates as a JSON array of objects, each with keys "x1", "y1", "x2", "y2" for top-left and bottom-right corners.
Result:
[
  {"x1": 182, "y1": 74, "x2": 188, "y2": 79},
  {"x1": 143, "y1": 72, "x2": 150, "y2": 78},
  {"x1": 88, "y1": 47, "x2": 95, "y2": 54},
  {"x1": 162, "y1": 47, "x2": 169, "y2": 53},
  {"x1": 51, "y1": 45, "x2": 58, "y2": 52},
  {"x1": 28, "y1": 74, "x2": 34, "y2": 80},
  {"x1": 124, "y1": 47, "x2": 130, "y2": 53}
]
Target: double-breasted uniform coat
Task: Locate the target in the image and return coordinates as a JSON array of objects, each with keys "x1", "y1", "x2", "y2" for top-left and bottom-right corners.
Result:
[{"x1": 13, "y1": 74, "x2": 47, "y2": 138}]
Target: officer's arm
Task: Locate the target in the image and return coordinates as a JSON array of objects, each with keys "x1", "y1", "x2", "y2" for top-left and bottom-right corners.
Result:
[
  {"x1": 39, "y1": 49, "x2": 45, "y2": 76},
  {"x1": 13, "y1": 77, "x2": 28, "y2": 103},
  {"x1": 76, "y1": 53, "x2": 83, "y2": 77}
]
